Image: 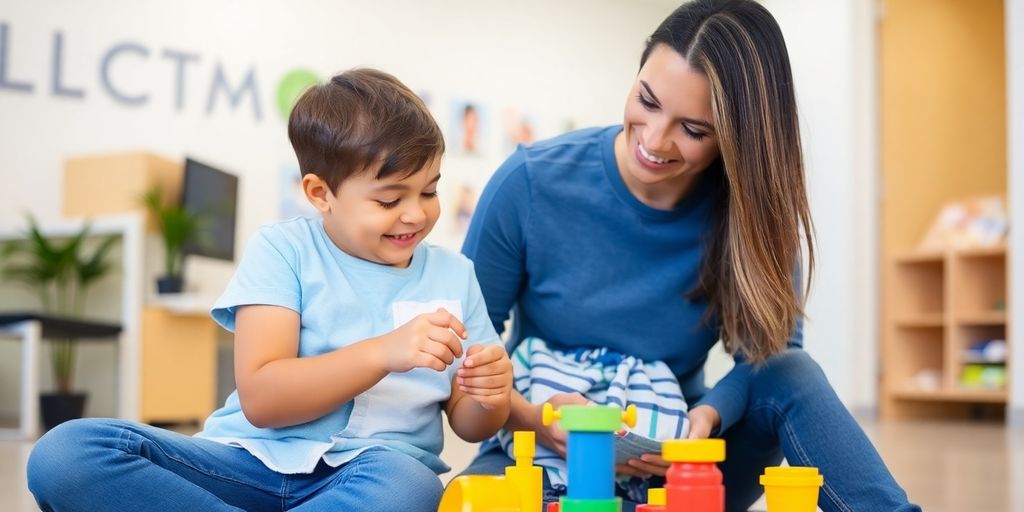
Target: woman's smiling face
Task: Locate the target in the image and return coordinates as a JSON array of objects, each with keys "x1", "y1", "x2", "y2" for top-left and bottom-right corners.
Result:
[{"x1": 616, "y1": 44, "x2": 721, "y2": 208}]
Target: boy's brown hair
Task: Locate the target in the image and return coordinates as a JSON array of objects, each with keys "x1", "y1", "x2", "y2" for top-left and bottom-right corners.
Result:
[{"x1": 288, "y1": 68, "x2": 444, "y2": 192}]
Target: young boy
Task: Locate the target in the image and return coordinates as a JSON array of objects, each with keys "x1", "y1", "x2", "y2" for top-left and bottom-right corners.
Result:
[{"x1": 27, "y1": 69, "x2": 513, "y2": 512}]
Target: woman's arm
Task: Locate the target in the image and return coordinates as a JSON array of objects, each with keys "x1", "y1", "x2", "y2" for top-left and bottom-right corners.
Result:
[
  {"x1": 620, "y1": 324, "x2": 804, "y2": 478},
  {"x1": 696, "y1": 265, "x2": 806, "y2": 434},
  {"x1": 696, "y1": 318, "x2": 804, "y2": 435},
  {"x1": 461, "y1": 150, "x2": 531, "y2": 335}
]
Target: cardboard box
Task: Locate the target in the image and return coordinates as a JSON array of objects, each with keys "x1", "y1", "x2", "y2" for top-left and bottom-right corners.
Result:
[{"x1": 63, "y1": 152, "x2": 183, "y2": 232}]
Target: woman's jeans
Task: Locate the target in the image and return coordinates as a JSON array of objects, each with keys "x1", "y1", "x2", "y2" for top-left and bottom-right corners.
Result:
[
  {"x1": 27, "y1": 418, "x2": 443, "y2": 512},
  {"x1": 460, "y1": 350, "x2": 922, "y2": 512}
]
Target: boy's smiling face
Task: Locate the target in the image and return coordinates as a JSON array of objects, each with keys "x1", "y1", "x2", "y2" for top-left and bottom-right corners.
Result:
[{"x1": 305, "y1": 157, "x2": 442, "y2": 268}]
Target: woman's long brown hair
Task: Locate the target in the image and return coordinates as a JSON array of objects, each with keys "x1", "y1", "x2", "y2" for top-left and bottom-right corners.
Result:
[{"x1": 643, "y1": 0, "x2": 815, "y2": 364}]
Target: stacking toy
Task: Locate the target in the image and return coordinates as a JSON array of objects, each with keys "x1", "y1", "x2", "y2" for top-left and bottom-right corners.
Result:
[
  {"x1": 759, "y1": 466, "x2": 823, "y2": 512},
  {"x1": 439, "y1": 431, "x2": 543, "y2": 512}
]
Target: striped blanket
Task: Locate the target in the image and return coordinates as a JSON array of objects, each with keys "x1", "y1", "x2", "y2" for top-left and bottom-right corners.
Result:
[{"x1": 495, "y1": 337, "x2": 689, "y2": 500}]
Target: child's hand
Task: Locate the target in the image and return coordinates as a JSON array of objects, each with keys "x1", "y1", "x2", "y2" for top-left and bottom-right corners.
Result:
[
  {"x1": 456, "y1": 344, "x2": 513, "y2": 410},
  {"x1": 377, "y1": 308, "x2": 466, "y2": 373}
]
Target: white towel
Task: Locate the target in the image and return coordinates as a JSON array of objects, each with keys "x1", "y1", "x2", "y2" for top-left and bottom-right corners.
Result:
[{"x1": 496, "y1": 337, "x2": 689, "y2": 500}]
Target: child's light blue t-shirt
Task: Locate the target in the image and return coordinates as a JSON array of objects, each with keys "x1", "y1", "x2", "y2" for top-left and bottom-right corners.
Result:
[{"x1": 195, "y1": 217, "x2": 501, "y2": 475}]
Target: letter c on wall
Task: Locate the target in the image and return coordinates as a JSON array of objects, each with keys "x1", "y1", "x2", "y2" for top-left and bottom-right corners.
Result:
[{"x1": 100, "y1": 42, "x2": 150, "y2": 106}]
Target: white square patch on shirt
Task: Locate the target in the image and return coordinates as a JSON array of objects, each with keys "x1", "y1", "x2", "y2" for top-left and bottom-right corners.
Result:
[{"x1": 391, "y1": 300, "x2": 463, "y2": 329}]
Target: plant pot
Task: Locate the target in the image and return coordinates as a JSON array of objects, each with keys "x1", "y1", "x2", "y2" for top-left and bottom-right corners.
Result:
[
  {"x1": 40, "y1": 392, "x2": 87, "y2": 431},
  {"x1": 156, "y1": 275, "x2": 184, "y2": 294}
]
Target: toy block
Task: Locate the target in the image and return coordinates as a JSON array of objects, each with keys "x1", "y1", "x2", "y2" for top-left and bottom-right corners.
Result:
[
  {"x1": 438, "y1": 431, "x2": 542, "y2": 512},
  {"x1": 662, "y1": 439, "x2": 725, "y2": 512},
  {"x1": 759, "y1": 466, "x2": 823, "y2": 512}
]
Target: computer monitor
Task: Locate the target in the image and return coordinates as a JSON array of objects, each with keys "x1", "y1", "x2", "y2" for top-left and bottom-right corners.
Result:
[{"x1": 181, "y1": 157, "x2": 238, "y2": 261}]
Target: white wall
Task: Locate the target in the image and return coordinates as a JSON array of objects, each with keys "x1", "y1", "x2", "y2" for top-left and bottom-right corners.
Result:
[
  {"x1": 1008, "y1": 0, "x2": 1024, "y2": 426},
  {"x1": 0, "y1": 0, "x2": 675, "y2": 419},
  {"x1": 0, "y1": 0, "x2": 673, "y2": 243},
  {"x1": 763, "y1": 0, "x2": 879, "y2": 413},
  {"x1": 0, "y1": 0, "x2": 881, "y2": 421}
]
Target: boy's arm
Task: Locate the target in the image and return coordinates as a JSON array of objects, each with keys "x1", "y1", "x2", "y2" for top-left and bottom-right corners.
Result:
[
  {"x1": 233, "y1": 305, "x2": 387, "y2": 428},
  {"x1": 235, "y1": 305, "x2": 465, "y2": 429},
  {"x1": 444, "y1": 375, "x2": 510, "y2": 442},
  {"x1": 444, "y1": 344, "x2": 512, "y2": 442}
]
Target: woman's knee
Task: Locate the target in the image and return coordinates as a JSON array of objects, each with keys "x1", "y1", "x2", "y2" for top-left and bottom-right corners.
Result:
[
  {"x1": 27, "y1": 418, "x2": 126, "y2": 500},
  {"x1": 750, "y1": 349, "x2": 832, "y2": 401}
]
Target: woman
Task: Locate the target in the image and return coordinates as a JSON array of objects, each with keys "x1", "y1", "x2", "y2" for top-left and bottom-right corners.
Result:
[{"x1": 458, "y1": 1, "x2": 920, "y2": 510}]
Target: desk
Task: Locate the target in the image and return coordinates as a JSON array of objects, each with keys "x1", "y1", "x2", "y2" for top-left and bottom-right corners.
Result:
[
  {"x1": 0, "y1": 215, "x2": 146, "y2": 433},
  {"x1": 139, "y1": 307, "x2": 218, "y2": 425},
  {"x1": 0, "y1": 314, "x2": 121, "y2": 440}
]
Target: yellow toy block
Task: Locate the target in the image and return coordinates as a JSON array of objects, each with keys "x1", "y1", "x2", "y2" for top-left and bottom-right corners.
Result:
[{"x1": 438, "y1": 431, "x2": 542, "y2": 512}]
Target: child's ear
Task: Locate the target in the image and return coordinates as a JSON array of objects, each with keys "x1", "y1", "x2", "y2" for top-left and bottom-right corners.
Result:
[{"x1": 302, "y1": 174, "x2": 332, "y2": 213}]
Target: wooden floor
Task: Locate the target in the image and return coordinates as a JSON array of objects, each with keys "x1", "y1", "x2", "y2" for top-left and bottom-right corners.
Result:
[{"x1": 2, "y1": 417, "x2": 1021, "y2": 511}]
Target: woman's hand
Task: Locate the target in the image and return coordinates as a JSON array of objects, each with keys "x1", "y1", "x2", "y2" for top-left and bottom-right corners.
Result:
[
  {"x1": 532, "y1": 392, "x2": 590, "y2": 457},
  {"x1": 615, "y1": 404, "x2": 721, "y2": 478},
  {"x1": 686, "y1": 404, "x2": 721, "y2": 439},
  {"x1": 616, "y1": 453, "x2": 669, "y2": 478}
]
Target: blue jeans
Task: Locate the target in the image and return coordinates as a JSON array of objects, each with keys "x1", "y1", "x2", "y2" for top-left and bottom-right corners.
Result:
[
  {"x1": 27, "y1": 418, "x2": 443, "y2": 512},
  {"x1": 459, "y1": 350, "x2": 922, "y2": 512}
]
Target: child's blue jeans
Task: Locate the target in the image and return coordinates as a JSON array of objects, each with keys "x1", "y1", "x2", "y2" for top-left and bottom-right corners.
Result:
[{"x1": 27, "y1": 418, "x2": 443, "y2": 511}]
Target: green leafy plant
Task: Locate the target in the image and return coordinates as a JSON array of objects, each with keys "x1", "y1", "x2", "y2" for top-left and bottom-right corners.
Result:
[
  {"x1": 142, "y1": 188, "x2": 201, "y2": 279},
  {"x1": 1, "y1": 215, "x2": 118, "y2": 393}
]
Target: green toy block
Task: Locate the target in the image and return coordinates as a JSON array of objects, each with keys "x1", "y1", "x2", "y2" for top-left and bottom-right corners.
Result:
[
  {"x1": 556, "y1": 405, "x2": 623, "y2": 432},
  {"x1": 560, "y1": 497, "x2": 621, "y2": 512}
]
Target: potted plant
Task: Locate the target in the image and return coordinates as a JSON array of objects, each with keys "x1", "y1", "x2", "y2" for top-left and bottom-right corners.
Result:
[
  {"x1": 1, "y1": 215, "x2": 118, "y2": 430},
  {"x1": 142, "y1": 188, "x2": 200, "y2": 294}
]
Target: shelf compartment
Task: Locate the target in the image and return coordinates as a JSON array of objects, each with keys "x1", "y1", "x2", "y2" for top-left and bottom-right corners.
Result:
[
  {"x1": 888, "y1": 326, "x2": 945, "y2": 390},
  {"x1": 955, "y1": 244, "x2": 1007, "y2": 258},
  {"x1": 891, "y1": 387, "x2": 1007, "y2": 403},
  {"x1": 891, "y1": 258, "x2": 945, "y2": 317},
  {"x1": 955, "y1": 311, "x2": 1007, "y2": 325},
  {"x1": 894, "y1": 314, "x2": 945, "y2": 328},
  {"x1": 950, "y1": 249, "x2": 1006, "y2": 314},
  {"x1": 894, "y1": 251, "x2": 944, "y2": 264}
]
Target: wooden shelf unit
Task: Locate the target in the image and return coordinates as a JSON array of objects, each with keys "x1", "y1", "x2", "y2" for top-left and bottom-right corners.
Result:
[
  {"x1": 881, "y1": 246, "x2": 1010, "y2": 419},
  {"x1": 879, "y1": 0, "x2": 1008, "y2": 420}
]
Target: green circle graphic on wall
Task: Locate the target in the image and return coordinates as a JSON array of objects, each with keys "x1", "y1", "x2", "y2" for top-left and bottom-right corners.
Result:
[{"x1": 276, "y1": 69, "x2": 321, "y2": 120}]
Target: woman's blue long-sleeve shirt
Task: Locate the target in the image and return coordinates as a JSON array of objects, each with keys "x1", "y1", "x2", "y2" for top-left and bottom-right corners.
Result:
[{"x1": 461, "y1": 125, "x2": 803, "y2": 433}]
